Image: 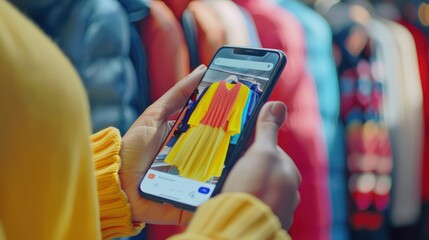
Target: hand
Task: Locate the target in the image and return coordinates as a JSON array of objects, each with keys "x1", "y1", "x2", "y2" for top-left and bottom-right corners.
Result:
[
  {"x1": 222, "y1": 102, "x2": 301, "y2": 230},
  {"x1": 119, "y1": 65, "x2": 207, "y2": 225}
]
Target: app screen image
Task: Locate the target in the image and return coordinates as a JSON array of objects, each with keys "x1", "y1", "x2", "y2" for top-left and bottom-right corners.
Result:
[{"x1": 140, "y1": 52, "x2": 279, "y2": 206}]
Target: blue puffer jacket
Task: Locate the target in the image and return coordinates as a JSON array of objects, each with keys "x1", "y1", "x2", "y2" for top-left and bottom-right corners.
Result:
[{"x1": 13, "y1": 0, "x2": 150, "y2": 133}]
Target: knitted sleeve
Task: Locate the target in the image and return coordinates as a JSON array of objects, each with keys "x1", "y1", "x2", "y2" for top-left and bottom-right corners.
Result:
[
  {"x1": 91, "y1": 127, "x2": 144, "y2": 239},
  {"x1": 169, "y1": 193, "x2": 291, "y2": 240}
]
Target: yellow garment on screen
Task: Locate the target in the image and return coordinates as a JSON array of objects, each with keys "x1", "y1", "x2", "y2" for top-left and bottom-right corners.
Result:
[{"x1": 164, "y1": 81, "x2": 250, "y2": 181}]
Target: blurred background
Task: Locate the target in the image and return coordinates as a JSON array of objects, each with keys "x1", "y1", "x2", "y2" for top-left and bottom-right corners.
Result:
[{"x1": 8, "y1": 0, "x2": 429, "y2": 239}]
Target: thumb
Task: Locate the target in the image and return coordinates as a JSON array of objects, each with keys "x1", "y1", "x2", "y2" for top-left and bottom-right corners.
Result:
[{"x1": 254, "y1": 102, "x2": 287, "y2": 147}]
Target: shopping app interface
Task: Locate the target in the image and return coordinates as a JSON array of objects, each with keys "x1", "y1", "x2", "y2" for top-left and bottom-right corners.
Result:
[{"x1": 140, "y1": 49, "x2": 280, "y2": 206}]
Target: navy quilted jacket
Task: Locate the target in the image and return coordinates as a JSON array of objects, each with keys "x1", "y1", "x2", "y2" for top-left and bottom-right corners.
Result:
[{"x1": 13, "y1": 0, "x2": 151, "y2": 133}]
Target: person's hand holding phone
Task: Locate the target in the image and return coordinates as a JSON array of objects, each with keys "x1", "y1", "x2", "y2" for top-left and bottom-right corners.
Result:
[
  {"x1": 222, "y1": 102, "x2": 301, "y2": 230},
  {"x1": 118, "y1": 62, "x2": 300, "y2": 228},
  {"x1": 118, "y1": 65, "x2": 207, "y2": 225}
]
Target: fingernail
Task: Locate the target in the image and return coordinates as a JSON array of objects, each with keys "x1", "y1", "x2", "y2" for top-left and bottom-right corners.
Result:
[
  {"x1": 270, "y1": 102, "x2": 287, "y2": 126},
  {"x1": 194, "y1": 64, "x2": 207, "y2": 72}
]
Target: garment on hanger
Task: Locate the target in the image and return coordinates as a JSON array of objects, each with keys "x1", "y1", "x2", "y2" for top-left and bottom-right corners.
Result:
[
  {"x1": 237, "y1": 6, "x2": 262, "y2": 47},
  {"x1": 181, "y1": 8, "x2": 200, "y2": 70},
  {"x1": 327, "y1": 3, "x2": 393, "y2": 239},
  {"x1": 383, "y1": 20, "x2": 423, "y2": 227},
  {"x1": 161, "y1": 0, "x2": 191, "y2": 20},
  {"x1": 204, "y1": 0, "x2": 250, "y2": 46},
  {"x1": 164, "y1": 81, "x2": 250, "y2": 181},
  {"x1": 139, "y1": 0, "x2": 190, "y2": 102},
  {"x1": 119, "y1": 0, "x2": 152, "y2": 119},
  {"x1": 187, "y1": 1, "x2": 227, "y2": 65},
  {"x1": 397, "y1": 20, "x2": 429, "y2": 203},
  {"x1": 276, "y1": 1, "x2": 347, "y2": 240},
  {"x1": 20, "y1": 0, "x2": 142, "y2": 133},
  {"x1": 234, "y1": 1, "x2": 331, "y2": 239}
]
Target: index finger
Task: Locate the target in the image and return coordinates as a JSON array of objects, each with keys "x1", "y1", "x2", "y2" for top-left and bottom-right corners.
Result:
[{"x1": 147, "y1": 65, "x2": 207, "y2": 120}]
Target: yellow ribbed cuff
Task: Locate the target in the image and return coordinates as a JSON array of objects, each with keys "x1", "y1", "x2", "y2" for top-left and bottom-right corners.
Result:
[
  {"x1": 170, "y1": 193, "x2": 290, "y2": 240},
  {"x1": 91, "y1": 127, "x2": 144, "y2": 239}
]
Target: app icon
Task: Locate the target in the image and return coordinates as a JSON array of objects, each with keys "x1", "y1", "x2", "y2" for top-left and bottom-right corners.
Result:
[
  {"x1": 198, "y1": 187, "x2": 210, "y2": 194},
  {"x1": 189, "y1": 191, "x2": 196, "y2": 198},
  {"x1": 148, "y1": 173, "x2": 156, "y2": 179}
]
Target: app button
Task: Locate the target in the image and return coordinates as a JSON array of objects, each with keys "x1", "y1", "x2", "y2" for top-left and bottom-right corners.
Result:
[
  {"x1": 198, "y1": 187, "x2": 210, "y2": 194},
  {"x1": 189, "y1": 191, "x2": 196, "y2": 198},
  {"x1": 148, "y1": 173, "x2": 156, "y2": 179}
]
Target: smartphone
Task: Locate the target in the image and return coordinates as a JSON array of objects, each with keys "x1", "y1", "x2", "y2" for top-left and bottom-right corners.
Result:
[{"x1": 139, "y1": 46, "x2": 286, "y2": 211}]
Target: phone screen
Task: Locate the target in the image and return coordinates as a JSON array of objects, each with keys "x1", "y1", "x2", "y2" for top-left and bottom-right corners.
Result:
[{"x1": 139, "y1": 46, "x2": 285, "y2": 210}]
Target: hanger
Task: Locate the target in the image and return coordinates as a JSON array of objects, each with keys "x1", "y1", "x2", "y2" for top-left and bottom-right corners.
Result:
[{"x1": 225, "y1": 75, "x2": 239, "y2": 83}]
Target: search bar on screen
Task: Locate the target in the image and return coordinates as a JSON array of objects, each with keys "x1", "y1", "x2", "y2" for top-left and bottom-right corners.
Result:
[{"x1": 214, "y1": 58, "x2": 273, "y2": 71}]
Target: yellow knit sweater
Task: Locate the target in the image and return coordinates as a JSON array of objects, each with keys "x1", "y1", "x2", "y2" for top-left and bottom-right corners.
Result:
[{"x1": 0, "y1": 1, "x2": 289, "y2": 239}]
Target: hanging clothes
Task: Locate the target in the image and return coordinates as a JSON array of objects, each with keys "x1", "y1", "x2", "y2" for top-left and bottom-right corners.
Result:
[
  {"x1": 138, "y1": 0, "x2": 190, "y2": 102},
  {"x1": 326, "y1": 3, "x2": 394, "y2": 240},
  {"x1": 204, "y1": 1, "x2": 251, "y2": 46},
  {"x1": 184, "y1": 0, "x2": 261, "y2": 67},
  {"x1": 397, "y1": 20, "x2": 429, "y2": 204},
  {"x1": 368, "y1": 19, "x2": 404, "y2": 238},
  {"x1": 186, "y1": 1, "x2": 227, "y2": 66},
  {"x1": 276, "y1": 1, "x2": 347, "y2": 240},
  {"x1": 119, "y1": 0, "x2": 152, "y2": 119},
  {"x1": 164, "y1": 81, "x2": 250, "y2": 181},
  {"x1": 19, "y1": 0, "x2": 143, "y2": 133},
  {"x1": 161, "y1": 0, "x2": 191, "y2": 20},
  {"x1": 383, "y1": 20, "x2": 423, "y2": 228},
  {"x1": 234, "y1": 1, "x2": 331, "y2": 239},
  {"x1": 237, "y1": 6, "x2": 262, "y2": 47}
]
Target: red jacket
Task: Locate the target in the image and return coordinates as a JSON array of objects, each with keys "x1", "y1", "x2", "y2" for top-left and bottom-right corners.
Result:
[{"x1": 234, "y1": 0, "x2": 331, "y2": 239}]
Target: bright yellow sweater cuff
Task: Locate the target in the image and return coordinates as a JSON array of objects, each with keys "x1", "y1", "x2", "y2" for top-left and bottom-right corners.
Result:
[
  {"x1": 91, "y1": 127, "x2": 144, "y2": 239},
  {"x1": 170, "y1": 193, "x2": 290, "y2": 240}
]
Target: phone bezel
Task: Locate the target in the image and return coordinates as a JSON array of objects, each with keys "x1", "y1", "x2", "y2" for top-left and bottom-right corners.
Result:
[{"x1": 138, "y1": 45, "x2": 287, "y2": 211}]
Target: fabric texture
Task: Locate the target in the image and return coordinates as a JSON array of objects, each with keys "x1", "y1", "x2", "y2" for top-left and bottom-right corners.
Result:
[
  {"x1": 169, "y1": 193, "x2": 290, "y2": 240},
  {"x1": 92, "y1": 128, "x2": 145, "y2": 238}
]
